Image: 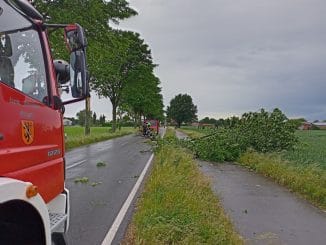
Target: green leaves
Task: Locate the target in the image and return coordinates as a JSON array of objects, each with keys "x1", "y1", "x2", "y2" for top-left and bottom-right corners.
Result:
[
  {"x1": 74, "y1": 177, "x2": 89, "y2": 184},
  {"x1": 33, "y1": 0, "x2": 163, "y2": 130},
  {"x1": 167, "y1": 94, "x2": 198, "y2": 127},
  {"x1": 189, "y1": 108, "x2": 297, "y2": 162},
  {"x1": 96, "y1": 161, "x2": 107, "y2": 167}
]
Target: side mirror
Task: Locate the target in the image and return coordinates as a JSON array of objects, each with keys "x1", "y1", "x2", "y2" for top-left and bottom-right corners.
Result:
[
  {"x1": 64, "y1": 24, "x2": 87, "y2": 52},
  {"x1": 70, "y1": 50, "x2": 89, "y2": 98},
  {"x1": 53, "y1": 59, "x2": 70, "y2": 84}
]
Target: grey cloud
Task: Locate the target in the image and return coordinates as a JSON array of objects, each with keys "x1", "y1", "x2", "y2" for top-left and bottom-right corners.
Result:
[{"x1": 71, "y1": 0, "x2": 326, "y2": 121}]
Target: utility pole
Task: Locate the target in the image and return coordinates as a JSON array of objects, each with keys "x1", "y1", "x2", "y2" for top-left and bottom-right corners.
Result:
[{"x1": 85, "y1": 96, "x2": 91, "y2": 135}]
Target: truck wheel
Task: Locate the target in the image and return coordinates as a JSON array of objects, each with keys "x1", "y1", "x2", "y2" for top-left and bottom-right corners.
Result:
[{"x1": 52, "y1": 232, "x2": 67, "y2": 245}]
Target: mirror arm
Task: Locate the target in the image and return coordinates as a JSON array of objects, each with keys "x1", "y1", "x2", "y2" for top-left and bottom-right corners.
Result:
[
  {"x1": 62, "y1": 96, "x2": 89, "y2": 106},
  {"x1": 43, "y1": 23, "x2": 68, "y2": 29}
]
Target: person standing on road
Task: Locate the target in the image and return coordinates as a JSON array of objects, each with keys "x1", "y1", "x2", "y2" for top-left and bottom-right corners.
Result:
[{"x1": 142, "y1": 121, "x2": 147, "y2": 136}]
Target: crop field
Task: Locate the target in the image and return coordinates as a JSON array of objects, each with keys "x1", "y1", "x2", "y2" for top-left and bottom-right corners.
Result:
[
  {"x1": 283, "y1": 130, "x2": 326, "y2": 169},
  {"x1": 64, "y1": 126, "x2": 136, "y2": 150}
]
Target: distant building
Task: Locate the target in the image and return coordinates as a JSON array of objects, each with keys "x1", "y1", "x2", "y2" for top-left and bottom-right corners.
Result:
[
  {"x1": 312, "y1": 122, "x2": 326, "y2": 130},
  {"x1": 63, "y1": 118, "x2": 72, "y2": 126},
  {"x1": 191, "y1": 122, "x2": 200, "y2": 127},
  {"x1": 298, "y1": 121, "x2": 326, "y2": 130},
  {"x1": 298, "y1": 122, "x2": 312, "y2": 130}
]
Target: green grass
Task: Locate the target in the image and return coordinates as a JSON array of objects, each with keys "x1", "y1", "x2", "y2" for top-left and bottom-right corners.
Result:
[
  {"x1": 178, "y1": 126, "x2": 208, "y2": 139},
  {"x1": 283, "y1": 130, "x2": 326, "y2": 169},
  {"x1": 123, "y1": 136, "x2": 243, "y2": 244},
  {"x1": 239, "y1": 150, "x2": 326, "y2": 210},
  {"x1": 64, "y1": 126, "x2": 136, "y2": 150}
]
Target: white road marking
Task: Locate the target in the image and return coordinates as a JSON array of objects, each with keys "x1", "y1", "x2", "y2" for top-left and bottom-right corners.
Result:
[
  {"x1": 66, "y1": 160, "x2": 87, "y2": 170},
  {"x1": 101, "y1": 153, "x2": 154, "y2": 245}
]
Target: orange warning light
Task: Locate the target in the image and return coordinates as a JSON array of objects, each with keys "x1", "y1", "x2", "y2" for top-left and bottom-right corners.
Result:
[{"x1": 26, "y1": 185, "x2": 38, "y2": 198}]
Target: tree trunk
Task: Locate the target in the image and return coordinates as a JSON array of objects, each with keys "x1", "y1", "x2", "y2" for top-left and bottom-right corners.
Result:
[
  {"x1": 85, "y1": 97, "x2": 91, "y2": 136},
  {"x1": 139, "y1": 113, "x2": 143, "y2": 127},
  {"x1": 112, "y1": 102, "x2": 117, "y2": 132}
]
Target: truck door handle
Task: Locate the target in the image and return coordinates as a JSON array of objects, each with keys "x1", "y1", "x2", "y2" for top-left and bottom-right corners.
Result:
[{"x1": 0, "y1": 133, "x2": 4, "y2": 140}]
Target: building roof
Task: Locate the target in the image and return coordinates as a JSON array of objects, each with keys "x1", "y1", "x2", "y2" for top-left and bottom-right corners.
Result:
[{"x1": 312, "y1": 122, "x2": 326, "y2": 126}]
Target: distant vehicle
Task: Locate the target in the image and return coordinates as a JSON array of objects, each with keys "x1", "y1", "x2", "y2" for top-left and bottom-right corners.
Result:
[{"x1": 144, "y1": 119, "x2": 160, "y2": 135}]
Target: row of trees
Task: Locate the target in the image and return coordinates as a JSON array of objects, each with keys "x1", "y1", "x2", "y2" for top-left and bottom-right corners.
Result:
[
  {"x1": 34, "y1": 0, "x2": 164, "y2": 131},
  {"x1": 199, "y1": 116, "x2": 242, "y2": 128},
  {"x1": 75, "y1": 110, "x2": 106, "y2": 126}
]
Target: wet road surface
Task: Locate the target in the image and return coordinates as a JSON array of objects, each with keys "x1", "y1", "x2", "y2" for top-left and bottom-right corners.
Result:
[
  {"x1": 199, "y1": 162, "x2": 326, "y2": 245},
  {"x1": 64, "y1": 134, "x2": 153, "y2": 245},
  {"x1": 176, "y1": 130, "x2": 326, "y2": 245}
]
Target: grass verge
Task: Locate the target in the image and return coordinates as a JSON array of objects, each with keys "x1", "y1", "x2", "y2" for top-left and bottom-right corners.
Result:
[
  {"x1": 64, "y1": 126, "x2": 136, "y2": 150},
  {"x1": 178, "y1": 127, "x2": 207, "y2": 139},
  {"x1": 239, "y1": 150, "x2": 326, "y2": 210},
  {"x1": 123, "y1": 137, "x2": 243, "y2": 244}
]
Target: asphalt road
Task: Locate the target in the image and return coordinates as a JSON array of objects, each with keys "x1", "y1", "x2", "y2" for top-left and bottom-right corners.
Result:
[{"x1": 64, "y1": 133, "x2": 153, "y2": 245}]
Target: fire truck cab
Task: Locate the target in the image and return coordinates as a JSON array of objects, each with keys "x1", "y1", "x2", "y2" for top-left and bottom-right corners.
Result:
[
  {"x1": 0, "y1": 0, "x2": 89, "y2": 244},
  {"x1": 144, "y1": 119, "x2": 160, "y2": 135}
]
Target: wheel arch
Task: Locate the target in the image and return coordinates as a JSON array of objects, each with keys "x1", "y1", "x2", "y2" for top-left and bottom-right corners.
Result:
[{"x1": 0, "y1": 177, "x2": 51, "y2": 244}]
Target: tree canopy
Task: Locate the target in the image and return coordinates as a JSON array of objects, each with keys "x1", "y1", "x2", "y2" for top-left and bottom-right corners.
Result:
[
  {"x1": 33, "y1": 0, "x2": 164, "y2": 131},
  {"x1": 167, "y1": 94, "x2": 198, "y2": 127},
  {"x1": 91, "y1": 30, "x2": 162, "y2": 130}
]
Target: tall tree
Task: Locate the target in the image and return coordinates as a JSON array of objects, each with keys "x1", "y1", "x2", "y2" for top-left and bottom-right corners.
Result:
[
  {"x1": 121, "y1": 64, "x2": 164, "y2": 124},
  {"x1": 167, "y1": 94, "x2": 198, "y2": 127},
  {"x1": 33, "y1": 0, "x2": 137, "y2": 133},
  {"x1": 92, "y1": 112, "x2": 97, "y2": 125},
  {"x1": 76, "y1": 109, "x2": 93, "y2": 126},
  {"x1": 33, "y1": 0, "x2": 137, "y2": 57},
  {"x1": 91, "y1": 30, "x2": 155, "y2": 131},
  {"x1": 99, "y1": 114, "x2": 106, "y2": 126}
]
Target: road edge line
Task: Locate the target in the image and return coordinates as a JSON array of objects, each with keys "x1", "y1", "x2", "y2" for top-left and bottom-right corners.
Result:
[
  {"x1": 66, "y1": 160, "x2": 87, "y2": 170},
  {"x1": 101, "y1": 153, "x2": 154, "y2": 245}
]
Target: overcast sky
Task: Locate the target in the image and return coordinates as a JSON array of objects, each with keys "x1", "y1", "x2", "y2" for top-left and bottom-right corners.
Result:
[{"x1": 66, "y1": 0, "x2": 326, "y2": 121}]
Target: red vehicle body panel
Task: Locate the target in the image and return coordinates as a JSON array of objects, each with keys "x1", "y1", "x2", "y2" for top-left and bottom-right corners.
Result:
[
  {"x1": 0, "y1": 23, "x2": 64, "y2": 203},
  {"x1": 145, "y1": 119, "x2": 160, "y2": 134}
]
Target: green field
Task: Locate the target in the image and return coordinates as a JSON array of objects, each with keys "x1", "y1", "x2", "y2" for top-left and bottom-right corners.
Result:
[
  {"x1": 283, "y1": 130, "x2": 326, "y2": 169},
  {"x1": 64, "y1": 126, "x2": 136, "y2": 150}
]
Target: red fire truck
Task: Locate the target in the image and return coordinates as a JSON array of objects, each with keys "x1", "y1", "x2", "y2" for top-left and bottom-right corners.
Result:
[
  {"x1": 0, "y1": 0, "x2": 89, "y2": 244},
  {"x1": 144, "y1": 119, "x2": 160, "y2": 135}
]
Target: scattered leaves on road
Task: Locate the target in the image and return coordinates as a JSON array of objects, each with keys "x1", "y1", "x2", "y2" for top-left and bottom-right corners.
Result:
[
  {"x1": 96, "y1": 161, "x2": 107, "y2": 167},
  {"x1": 74, "y1": 177, "x2": 89, "y2": 184},
  {"x1": 91, "y1": 181, "x2": 102, "y2": 187}
]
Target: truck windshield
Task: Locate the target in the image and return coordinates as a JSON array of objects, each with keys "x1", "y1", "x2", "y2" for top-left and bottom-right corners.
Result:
[
  {"x1": 0, "y1": 1, "x2": 32, "y2": 32},
  {"x1": 0, "y1": 2, "x2": 47, "y2": 103},
  {"x1": 0, "y1": 29, "x2": 48, "y2": 102}
]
